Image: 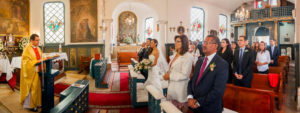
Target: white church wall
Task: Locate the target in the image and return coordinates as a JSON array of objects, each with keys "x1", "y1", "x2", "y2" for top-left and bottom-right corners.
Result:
[
  {"x1": 111, "y1": 2, "x2": 159, "y2": 45},
  {"x1": 167, "y1": 0, "x2": 232, "y2": 43},
  {"x1": 30, "y1": 0, "x2": 232, "y2": 45}
]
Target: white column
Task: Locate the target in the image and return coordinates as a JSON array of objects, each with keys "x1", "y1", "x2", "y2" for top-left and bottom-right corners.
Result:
[
  {"x1": 296, "y1": 1, "x2": 300, "y2": 44},
  {"x1": 103, "y1": 19, "x2": 113, "y2": 64},
  {"x1": 156, "y1": 20, "x2": 168, "y2": 57}
]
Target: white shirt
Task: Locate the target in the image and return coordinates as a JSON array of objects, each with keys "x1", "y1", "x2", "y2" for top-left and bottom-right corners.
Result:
[
  {"x1": 187, "y1": 52, "x2": 217, "y2": 104},
  {"x1": 256, "y1": 50, "x2": 271, "y2": 72}
]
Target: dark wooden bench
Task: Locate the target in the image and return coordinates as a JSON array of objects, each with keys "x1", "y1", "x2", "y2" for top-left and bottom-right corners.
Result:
[
  {"x1": 117, "y1": 52, "x2": 138, "y2": 67},
  {"x1": 251, "y1": 73, "x2": 283, "y2": 110},
  {"x1": 94, "y1": 59, "x2": 112, "y2": 88},
  {"x1": 223, "y1": 84, "x2": 275, "y2": 113}
]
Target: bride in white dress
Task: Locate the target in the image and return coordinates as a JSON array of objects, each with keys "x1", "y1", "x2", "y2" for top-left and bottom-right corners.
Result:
[{"x1": 144, "y1": 39, "x2": 168, "y2": 92}]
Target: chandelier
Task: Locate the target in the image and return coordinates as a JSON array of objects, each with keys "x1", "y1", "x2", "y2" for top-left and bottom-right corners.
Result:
[
  {"x1": 235, "y1": 3, "x2": 250, "y2": 21},
  {"x1": 125, "y1": 15, "x2": 135, "y2": 25}
]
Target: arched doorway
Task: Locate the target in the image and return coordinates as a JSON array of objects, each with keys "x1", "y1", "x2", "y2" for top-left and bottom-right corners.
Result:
[
  {"x1": 254, "y1": 27, "x2": 270, "y2": 45},
  {"x1": 117, "y1": 11, "x2": 137, "y2": 45}
]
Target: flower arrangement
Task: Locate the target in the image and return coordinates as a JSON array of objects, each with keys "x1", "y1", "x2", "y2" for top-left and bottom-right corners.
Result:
[
  {"x1": 209, "y1": 62, "x2": 216, "y2": 71},
  {"x1": 19, "y1": 37, "x2": 30, "y2": 50},
  {"x1": 0, "y1": 40, "x2": 4, "y2": 52},
  {"x1": 134, "y1": 59, "x2": 152, "y2": 72},
  {"x1": 123, "y1": 37, "x2": 133, "y2": 44}
]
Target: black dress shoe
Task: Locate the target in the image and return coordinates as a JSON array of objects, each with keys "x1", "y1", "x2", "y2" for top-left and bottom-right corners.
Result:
[{"x1": 29, "y1": 107, "x2": 38, "y2": 112}]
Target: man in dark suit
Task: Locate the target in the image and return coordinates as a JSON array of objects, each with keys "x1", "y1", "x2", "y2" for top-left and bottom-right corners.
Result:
[
  {"x1": 196, "y1": 39, "x2": 205, "y2": 57},
  {"x1": 187, "y1": 35, "x2": 229, "y2": 113},
  {"x1": 137, "y1": 38, "x2": 152, "y2": 80},
  {"x1": 137, "y1": 42, "x2": 146, "y2": 62},
  {"x1": 137, "y1": 38, "x2": 151, "y2": 62},
  {"x1": 267, "y1": 39, "x2": 280, "y2": 66},
  {"x1": 233, "y1": 36, "x2": 255, "y2": 88}
]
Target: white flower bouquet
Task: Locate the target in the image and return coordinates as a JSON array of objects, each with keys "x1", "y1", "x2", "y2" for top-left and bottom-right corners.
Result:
[
  {"x1": 134, "y1": 59, "x2": 152, "y2": 72},
  {"x1": 19, "y1": 37, "x2": 30, "y2": 50},
  {"x1": 123, "y1": 37, "x2": 133, "y2": 44}
]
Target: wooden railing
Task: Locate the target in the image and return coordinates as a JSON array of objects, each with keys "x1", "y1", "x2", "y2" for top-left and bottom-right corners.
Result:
[{"x1": 231, "y1": 6, "x2": 294, "y2": 22}]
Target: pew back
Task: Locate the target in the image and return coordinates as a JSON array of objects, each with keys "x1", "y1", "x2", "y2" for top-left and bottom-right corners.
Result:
[
  {"x1": 223, "y1": 84, "x2": 275, "y2": 113},
  {"x1": 251, "y1": 73, "x2": 282, "y2": 92},
  {"x1": 117, "y1": 52, "x2": 138, "y2": 66}
]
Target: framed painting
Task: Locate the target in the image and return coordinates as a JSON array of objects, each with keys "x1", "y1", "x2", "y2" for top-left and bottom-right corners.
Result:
[
  {"x1": 70, "y1": 0, "x2": 97, "y2": 43},
  {"x1": 0, "y1": 0, "x2": 30, "y2": 36},
  {"x1": 118, "y1": 11, "x2": 137, "y2": 44}
]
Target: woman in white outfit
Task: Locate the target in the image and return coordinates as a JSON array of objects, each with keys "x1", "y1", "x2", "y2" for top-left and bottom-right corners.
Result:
[
  {"x1": 163, "y1": 35, "x2": 193, "y2": 113},
  {"x1": 255, "y1": 41, "x2": 271, "y2": 74},
  {"x1": 144, "y1": 39, "x2": 163, "y2": 92}
]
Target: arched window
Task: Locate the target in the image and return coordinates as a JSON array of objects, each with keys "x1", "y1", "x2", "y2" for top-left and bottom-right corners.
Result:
[
  {"x1": 219, "y1": 14, "x2": 227, "y2": 40},
  {"x1": 144, "y1": 17, "x2": 154, "y2": 42},
  {"x1": 190, "y1": 7, "x2": 205, "y2": 41},
  {"x1": 43, "y1": 2, "x2": 65, "y2": 44}
]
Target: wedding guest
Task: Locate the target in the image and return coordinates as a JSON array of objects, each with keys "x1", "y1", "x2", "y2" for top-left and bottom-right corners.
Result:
[
  {"x1": 187, "y1": 35, "x2": 228, "y2": 113},
  {"x1": 169, "y1": 46, "x2": 175, "y2": 56},
  {"x1": 267, "y1": 39, "x2": 280, "y2": 66},
  {"x1": 138, "y1": 42, "x2": 146, "y2": 62},
  {"x1": 163, "y1": 35, "x2": 193, "y2": 113},
  {"x1": 217, "y1": 38, "x2": 233, "y2": 83},
  {"x1": 191, "y1": 42, "x2": 200, "y2": 65},
  {"x1": 231, "y1": 41, "x2": 238, "y2": 56},
  {"x1": 196, "y1": 41, "x2": 205, "y2": 57},
  {"x1": 140, "y1": 38, "x2": 152, "y2": 80},
  {"x1": 188, "y1": 40, "x2": 193, "y2": 52},
  {"x1": 255, "y1": 41, "x2": 270, "y2": 74},
  {"x1": 233, "y1": 36, "x2": 255, "y2": 88}
]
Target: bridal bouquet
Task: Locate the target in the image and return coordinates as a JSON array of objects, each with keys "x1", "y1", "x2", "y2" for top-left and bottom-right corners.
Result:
[{"x1": 134, "y1": 59, "x2": 152, "y2": 72}]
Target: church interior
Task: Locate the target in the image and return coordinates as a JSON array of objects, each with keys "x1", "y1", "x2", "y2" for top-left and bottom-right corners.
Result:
[{"x1": 0, "y1": 0, "x2": 299, "y2": 113}]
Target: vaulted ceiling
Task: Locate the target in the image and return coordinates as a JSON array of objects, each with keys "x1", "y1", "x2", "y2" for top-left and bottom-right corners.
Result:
[{"x1": 197, "y1": 0, "x2": 295, "y2": 12}]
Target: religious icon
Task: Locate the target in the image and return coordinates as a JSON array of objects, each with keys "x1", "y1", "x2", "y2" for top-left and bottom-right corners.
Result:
[{"x1": 177, "y1": 26, "x2": 185, "y2": 35}]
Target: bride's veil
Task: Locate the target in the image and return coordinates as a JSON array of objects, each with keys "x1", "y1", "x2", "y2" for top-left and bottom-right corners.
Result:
[{"x1": 156, "y1": 45, "x2": 169, "y2": 76}]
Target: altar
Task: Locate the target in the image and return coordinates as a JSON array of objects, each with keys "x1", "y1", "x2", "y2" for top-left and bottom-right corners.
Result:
[{"x1": 0, "y1": 52, "x2": 68, "y2": 90}]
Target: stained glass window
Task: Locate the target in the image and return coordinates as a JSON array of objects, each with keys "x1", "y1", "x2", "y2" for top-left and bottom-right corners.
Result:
[
  {"x1": 270, "y1": 0, "x2": 277, "y2": 6},
  {"x1": 219, "y1": 14, "x2": 227, "y2": 40},
  {"x1": 144, "y1": 17, "x2": 154, "y2": 42},
  {"x1": 190, "y1": 7, "x2": 205, "y2": 41},
  {"x1": 44, "y1": 2, "x2": 65, "y2": 44}
]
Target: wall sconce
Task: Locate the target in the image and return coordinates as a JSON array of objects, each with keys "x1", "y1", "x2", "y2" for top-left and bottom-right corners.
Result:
[
  {"x1": 99, "y1": 26, "x2": 107, "y2": 31},
  {"x1": 169, "y1": 27, "x2": 176, "y2": 32}
]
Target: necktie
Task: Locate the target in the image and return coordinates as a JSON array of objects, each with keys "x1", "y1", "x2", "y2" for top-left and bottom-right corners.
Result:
[
  {"x1": 238, "y1": 49, "x2": 243, "y2": 74},
  {"x1": 271, "y1": 46, "x2": 274, "y2": 56},
  {"x1": 196, "y1": 57, "x2": 208, "y2": 85}
]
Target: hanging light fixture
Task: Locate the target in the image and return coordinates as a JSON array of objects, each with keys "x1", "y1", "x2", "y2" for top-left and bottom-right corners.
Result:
[
  {"x1": 235, "y1": 2, "x2": 250, "y2": 21},
  {"x1": 125, "y1": 3, "x2": 135, "y2": 25},
  {"x1": 125, "y1": 15, "x2": 135, "y2": 25}
]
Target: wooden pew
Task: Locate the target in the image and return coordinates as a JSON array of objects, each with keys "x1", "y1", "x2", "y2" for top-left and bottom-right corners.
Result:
[
  {"x1": 251, "y1": 73, "x2": 283, "y2": 110},
  {"x1": 128, "y1": 65, "x2": 147, "y2": 107},
  {"x1": 160, "y1": 101, "x2": 182, "y2": 113},
  {"x1": 117, "y1": 52, "x2": 138, "y2": 67},
  {"x1": 269, "y1": 66, "x2": 287, "y2": 85},
  {"x1": 146, "y1": 85, "x2": 165, "y2": 113},
  {"x1": 223, "y1": 84, "x2": 275, "y2": 113},
  {"x1": 50, "y1": 80, "x2": 89, "y2": 113}
]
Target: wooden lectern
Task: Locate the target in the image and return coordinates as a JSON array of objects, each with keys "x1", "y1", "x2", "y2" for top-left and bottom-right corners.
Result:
[{"x1": 35, "y1": 56, "x2": 60, "y2": 113}]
